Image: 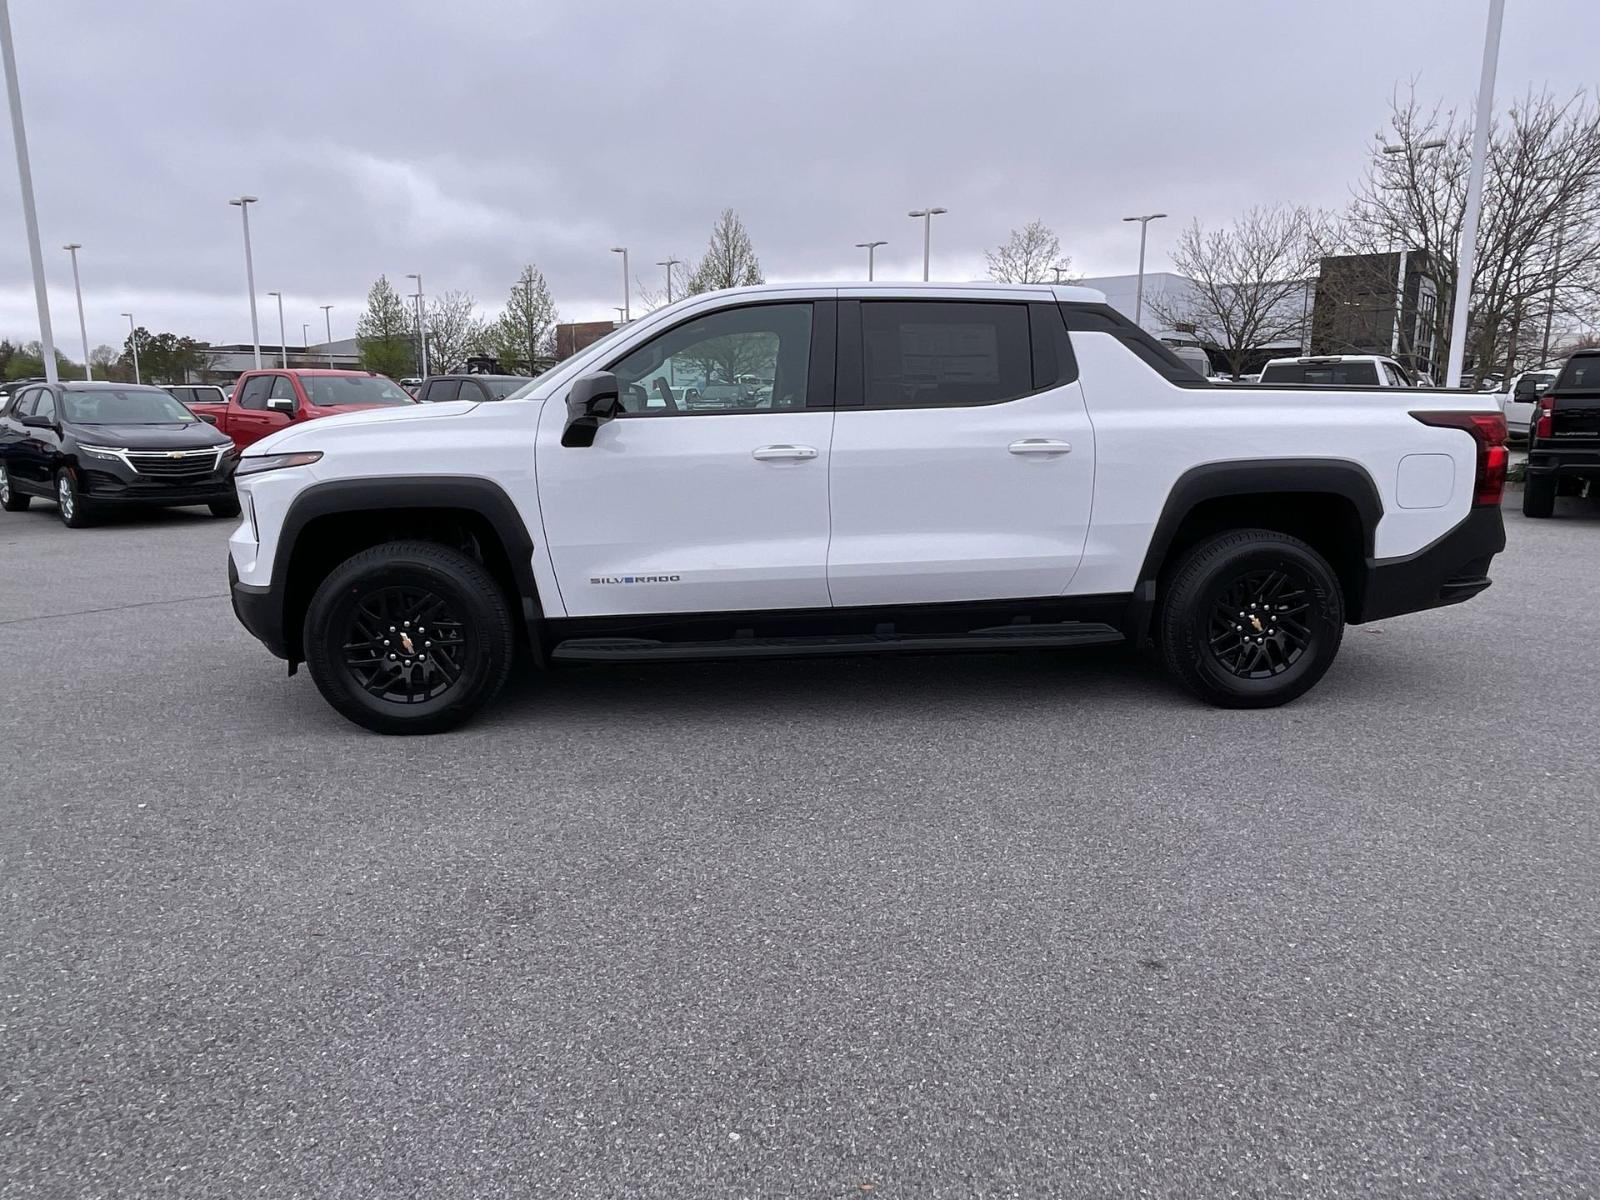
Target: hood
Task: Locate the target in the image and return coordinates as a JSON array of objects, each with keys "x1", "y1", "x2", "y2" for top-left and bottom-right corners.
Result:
[
  {"x1": 69, "y1": 421, "x2": 229, "y2": 450},
  {"x1": 250, "y1": 399, "x2": 480, "y2": 454}
]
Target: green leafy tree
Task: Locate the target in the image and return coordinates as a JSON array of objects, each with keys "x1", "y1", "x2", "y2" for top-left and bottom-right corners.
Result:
[
  {"x1": 483, "y1": 265, "x2": 559, "y2": 371},
  {"x1": 4, "y1": 339, "x2": 79, "y2": 380},
  {"x1": 356, "y1": 275, "x2": 417, "y2": 378},
  {"x1": 686, "y1": 209, "x2": 763, "y2": 295},
  {"x1": 120, "y1": 328, "x2": 213, "y2": 383}
]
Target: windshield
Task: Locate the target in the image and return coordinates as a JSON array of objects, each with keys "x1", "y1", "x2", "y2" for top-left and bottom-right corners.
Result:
[
  {"x1": 62, "y1": 388, "x2": 199, "y2": 424},
  {"x1": 483, "y1": 378, "x2": 530, "y2": 399},
  {"x1": 302, "y1": 376, "x2": 415, "y2": 407}
]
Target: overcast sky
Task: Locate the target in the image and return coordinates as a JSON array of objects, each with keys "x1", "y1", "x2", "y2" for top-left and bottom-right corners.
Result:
[{"x1": 3, "y1": 0, "x2": 1598, "y2": 353}]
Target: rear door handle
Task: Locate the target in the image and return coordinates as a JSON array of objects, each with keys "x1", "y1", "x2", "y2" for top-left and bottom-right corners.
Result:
[
  {"x1": 752, "y1": 444, "x2": 819, "y2": 461},
  {"x1": 1008, "y1": 438, "x2": 1072, "y2": 456}
]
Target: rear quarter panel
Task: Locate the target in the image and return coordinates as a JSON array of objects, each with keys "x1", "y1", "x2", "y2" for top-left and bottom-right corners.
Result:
[{"x1": 1067, "y1": 331, "x2": 1495, "y2": 596}]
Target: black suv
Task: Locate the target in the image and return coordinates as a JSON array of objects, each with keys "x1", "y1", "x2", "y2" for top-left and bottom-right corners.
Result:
[
  {"x1": 1524, "y1": 350, "x2": 1600, "y2": 518},
  {"x1": 0, "y1": 381, "x2": 239, "y2": 528},
  {"x1": 415, "y1": 374, "x2": 531, "y2": 403}
]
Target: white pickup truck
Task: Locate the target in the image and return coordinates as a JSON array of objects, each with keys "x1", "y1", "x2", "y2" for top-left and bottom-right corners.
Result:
[{"x1": 226, "y1": 283, "x2": 1508, "y2": 734}]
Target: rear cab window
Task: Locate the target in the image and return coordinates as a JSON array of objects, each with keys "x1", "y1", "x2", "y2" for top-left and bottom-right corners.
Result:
[{"x1": 1555, "y1": 355, "x2": 1600, "y2": 392}]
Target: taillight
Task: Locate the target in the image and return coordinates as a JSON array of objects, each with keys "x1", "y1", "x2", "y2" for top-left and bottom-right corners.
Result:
[
  {"x1": 1411, "y1": 410, "x2": 1508, "y2": 507},
  {"x1": 1534, "y1": 394, "x2": 1554, "y2": 441}
]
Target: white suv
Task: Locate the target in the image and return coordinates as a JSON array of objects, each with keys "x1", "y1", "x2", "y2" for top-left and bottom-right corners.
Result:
[{"x1": 227, "y1": 283, "x2": 1507, "y2": 733}]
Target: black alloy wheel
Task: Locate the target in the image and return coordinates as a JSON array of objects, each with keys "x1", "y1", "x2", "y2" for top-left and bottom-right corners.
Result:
[
  {"x1": 1159, "y1": 529, "x2": 1345, "y2": 708},
  {"x1": 303, "y1": 540, "x2": 515, "y2": 735}
]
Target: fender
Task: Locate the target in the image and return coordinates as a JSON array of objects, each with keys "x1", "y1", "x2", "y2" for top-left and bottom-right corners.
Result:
[
  {"x1": 270, "y1": 475, "x2": 544, "y2": 656},
  {"x1": 1126, "y1": 458, "x2": 1384, "y2": 643}
]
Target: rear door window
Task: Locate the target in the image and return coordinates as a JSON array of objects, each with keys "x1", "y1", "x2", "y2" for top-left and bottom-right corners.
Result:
[
  {"x1": 426, "y1": 379, "x2": 462, "y2": 403},
  {"x1": 1556, "y1": 357, "x2": 1600, "y2": 391},
  {"x1": 859, "y1": 301, "x2": 1033, "y2": 408}
]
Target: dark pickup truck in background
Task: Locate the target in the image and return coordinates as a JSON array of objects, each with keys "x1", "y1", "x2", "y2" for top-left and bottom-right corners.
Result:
[{"x1": 1524, "y1": 349, "x2": 1600, "y2": 518}]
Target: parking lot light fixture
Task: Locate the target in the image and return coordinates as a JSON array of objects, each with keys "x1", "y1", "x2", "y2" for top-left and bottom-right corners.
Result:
[
  {"x1": 2, "y1": 0, "x2": 59, "y2": 384},
  {"x1": 855, "y1": 240, "x2": 887, "y2": 281},
  {"x1": 656, "y1": 257, "x2": 681, "y2": 306},
  {"x1": 1382, "y1": 139, "x2": 1448, "y2": 154},
  {"x1": 121, "y1": 312, "x2": 140, "y2": 384},
  {"x1": 405, "y1": 273, "x2": 428, "y2": 377},
  {"x1": 1445, "y1": 0, "x2": 1505, "y2": 389},
  {"x1": 907, "y1": 209, "x2": 946, "y2": 281},
  {"x1": 63, "y1": 243, "x2": 91, "y2": 379},
  {"x1": 319, "y1": 304, "x2": 334, "y2": 366},
  {"x1": 611, "y1": 248, "x2": 630, "y2": 321},
  {"x1": 1122, "y1": 213, "x2": 1168, "y2": 326},
  {"x1": 228, "y1": 196, "x2": 262, "y2": 368},
  {"x1": 267, "y1": 291, "x2": 287, "y2": 367}
]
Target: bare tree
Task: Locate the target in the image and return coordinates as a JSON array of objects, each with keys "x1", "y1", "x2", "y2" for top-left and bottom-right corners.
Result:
[
  {"x1": 686, "y1": 209, "x2": 763, "y2": 294},
  {"x1": 636, "y1": 257, "x2": 691, "y2": 312},
  {"x1": 1340, "y1": 87, "x2": 1600, "y2": 377},
  {"x1": 986, "y1": 220, "x2": 1067, "y2": 283},
  {"x1": 424, "y1": 290, "x2": 487, "y2": 373},
  {"x1": 1148, "y1": 205, "x2": 1326, "y2": 378}
]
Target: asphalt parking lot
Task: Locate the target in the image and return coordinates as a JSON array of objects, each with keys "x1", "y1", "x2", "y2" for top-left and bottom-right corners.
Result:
[{"x1": 3, "y1": 497, "x2": 1598, "y2": 1198}]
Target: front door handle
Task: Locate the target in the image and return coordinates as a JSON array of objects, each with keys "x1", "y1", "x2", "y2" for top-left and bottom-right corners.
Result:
[
  {"x1": 752, "y1": 444, "x2": 819, "y2": 461},
  {"x1": 1008, "y1": 438, "x2": 1073, "y2": 456}
]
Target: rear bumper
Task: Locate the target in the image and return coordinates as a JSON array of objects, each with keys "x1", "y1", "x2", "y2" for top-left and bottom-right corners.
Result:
[
  {"x1": 1527, "y1": 446, "x2": 1600, "y2": 479},
  {"x1": 1355, "y1": 505, "x2": 1505, "y2": 624},
  {"x1": 228, "y1": 555, "x2": 289, "y2": 659}
]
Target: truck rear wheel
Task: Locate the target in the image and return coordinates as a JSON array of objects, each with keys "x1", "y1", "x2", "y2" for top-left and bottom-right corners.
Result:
[
  {"x1": 1158, "y1": 529, "x2": 1345, "y2": 708},
  {"x1": 302, "y1": 540, "x2": 515, "y2": 735},
  {"x1": 1522, "y1": 473, "x2": 1556, "y2": 518}
]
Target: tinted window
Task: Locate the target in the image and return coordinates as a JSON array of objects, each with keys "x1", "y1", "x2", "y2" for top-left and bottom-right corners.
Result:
[
  {"x1": 609, "y1": 303, "x2": 813, "y2": 414},
  {"x1": 268, "y1": 376, "x2": 297, "y2": 404},
  {"x1": 238, "y1": 376, "x2": 273, "y2": 410},
  {"x1": 302, "y1": 376, "x2": 414, "y2": 407},
  {"x1": 483, "y1": 378, "x2": 529, "y2": 399},
  {"x1": 1556, "y1": 356, "x2": 1600, "y2": 391},
  {"x1": 1260, "y1": 362, "x2": 1380, "y2": 386},
  {"x1": 425, "y1": 379, "x2": 462, "y2": 403},
  {"x1": 13, "y1": 388, "x2": 40, "y2": 417},
  {"x1": 35, "y1": 390, "x2": 57, "y2": 423},
  {"x1": 861, "y1": 301, "x2": 1031, "y2": 408}
]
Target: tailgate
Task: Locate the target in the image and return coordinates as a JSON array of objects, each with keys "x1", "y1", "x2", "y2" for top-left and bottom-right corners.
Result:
[{"x1": 1551, "y1": 395, "x2": 1600, "y2": 442}]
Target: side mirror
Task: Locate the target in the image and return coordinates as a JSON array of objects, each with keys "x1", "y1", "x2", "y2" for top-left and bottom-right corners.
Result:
[
  {"x1": 266, "y1": 395, "x2": 295, "y2": 414},
  {"x1": 561, "y1": 372, "x2": 624, "y2": 447},
  {"x1": 19, "y1": 413, "x2": 52, "y2": 429}
]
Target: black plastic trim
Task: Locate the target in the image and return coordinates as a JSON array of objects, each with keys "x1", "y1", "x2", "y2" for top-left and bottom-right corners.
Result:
[
  {"x1": 236, "y1": 476, "x2": 542, "y2": 662},
  {"x1": 1359, "y1": 506, "x2": 1505, "y2": 623},
  {"x1": 1128, "y1": 458, "x2": 1384, "y2": 640}
]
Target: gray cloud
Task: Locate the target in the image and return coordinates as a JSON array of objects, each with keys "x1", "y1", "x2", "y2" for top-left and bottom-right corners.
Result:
[{"x1": 4, "y1": 0, "x2": 1597, "y2": 351}]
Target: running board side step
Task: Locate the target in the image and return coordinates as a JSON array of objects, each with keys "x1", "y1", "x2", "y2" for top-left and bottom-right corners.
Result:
[{"x1": 549, "y1": 622, "x2": 1125, "y2": 663}]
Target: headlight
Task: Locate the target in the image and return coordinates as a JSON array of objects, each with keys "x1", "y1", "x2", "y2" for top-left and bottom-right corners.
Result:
[
  {"x1": 234, "y1": 451, "x2": 323, "y2": 477},
  {"x1": 78, "y1": 443, "x2": 129, "y2": 461}
]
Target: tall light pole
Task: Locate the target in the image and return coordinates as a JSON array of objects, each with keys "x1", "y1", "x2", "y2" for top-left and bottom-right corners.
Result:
[
  {"x1": 121, "y1": 312, "x2": 140, "y2": 384},
  {"x1": 405, "y1": 272, "x2": 428, "y2": 376},
  {"x1": 301, "y1": 322, "x2": 310, "y2": 356},
  {"x1": 1446, "y1": 0, "x2": 1505, "y2": 389},
  {"x1": 1051, "y1": 264, "x2": 1072, "y2": 284},
  {"x1": 907, "y1": 208, "x2": 946, "y2": 282},
  {"x1": 319, "y1": 304, "x2": 334, "y2": 366},
  {"x1": 610, "y1": 247, "x2": 629, "y2": 320},
  {"x1": 2, "y1": 0, "x2": 59, "y2": 383},
  {"x1": 228, "y1": 195, "x2": 261, "y2": 368},
  {"x1": 855, "y1": 240, "x2": 887, "y2": 281},
  {"x1": 63, "y1": 243, "x2": 91, "y2": 379},
  {"x1": 657, "y1": 257, "x2": 680, "y2": 305},
  {"x1": 1122, "y1": 213, "x2": 1168, "y2": 327},
  {"x1": 266, "y1": 290, "x2": 287, "y2": 367}
]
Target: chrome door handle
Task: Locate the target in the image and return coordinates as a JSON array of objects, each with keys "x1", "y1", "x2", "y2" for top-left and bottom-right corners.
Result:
[
  {"x1": 751, "y1": 444, "x2": 819, "y2": 461},
  {"x1": 1008, "y1": 438, "x2": 1072, "y2": 455}
]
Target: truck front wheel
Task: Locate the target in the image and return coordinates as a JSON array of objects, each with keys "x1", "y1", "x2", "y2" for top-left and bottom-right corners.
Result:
[
  {"x1": 1158, "y1": 529, "x2": 1345, "y2": 708},
  {"x1": 302, "y1": 540, "x2": 516, "y2": 734}
]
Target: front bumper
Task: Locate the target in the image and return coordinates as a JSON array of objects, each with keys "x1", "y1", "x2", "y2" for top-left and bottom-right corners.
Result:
[
  {"x1": 1355, "y1": 505, "x2": 1505, "y2": 623},
  {"x1": 229, "y1": 555, "x2": 289, "y2": 660},
  {"x1": 78, "y1": 461, "x2": 236, "y2": 506}
]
